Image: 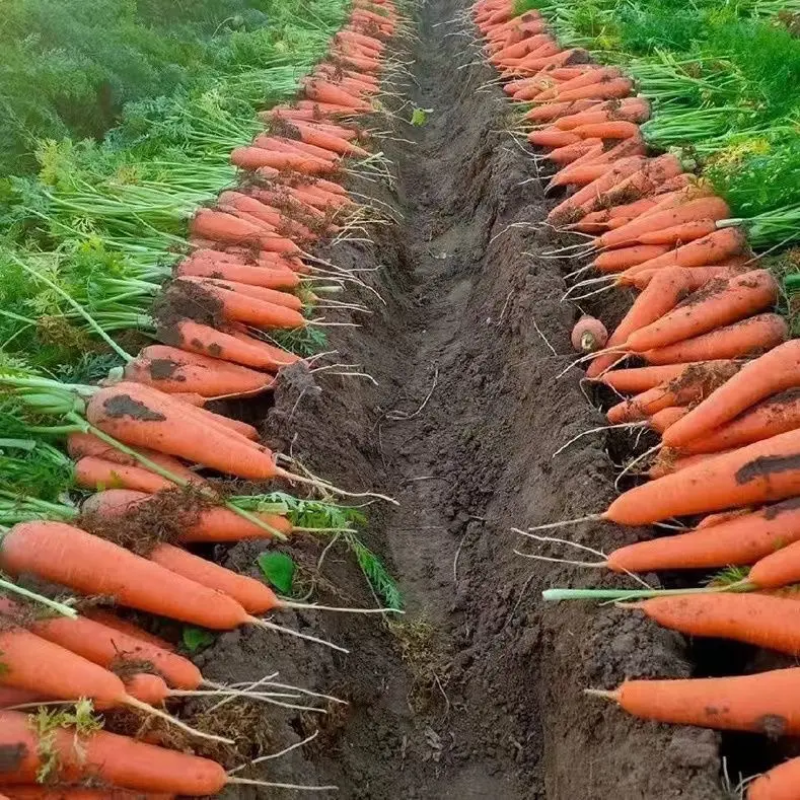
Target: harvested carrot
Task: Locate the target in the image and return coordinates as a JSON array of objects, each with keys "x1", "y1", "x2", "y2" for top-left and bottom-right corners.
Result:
[
  {"x1": 642, "y1": 313, "x2": 787, "y2": 366},
  {"x1": 664, "y1": 340, "x2": 800, "y2": 449},
  {"x1": 592, "y1": 244, "x2": 672, "y2": 274},
  {"x1": 81, "y1": 489, "x2": 293, "y2": 542},
  {"x1": 591, "y1": 668, "x2": 800, "y2": 735},
  {"x1": 124, "y1": 345, "x2": 274, "y2": 398},
  {"x1": 593, "y1": 364, "x2": 691, "y2": 394},
  {"x1": 586, "y1": 267, "x2": 694, "y2": 377},
  {"x1": 602, "y1": 423, "x2": 800, "y2": 525},
  {"x1": 82, "y1": 609, "x2": 175, "y2": 652},
  {"x1": 570, "y1": 120, "x2": 641, "y2": 140},
  {"x1": 694, "y1": 509, "x2": 751, "y2": 529},
  {"x1": 624, "y1": 270, "x2": 779, "y2": 352},
  {"x1": 0, "y1": 522, "x2": 250, "y2": 629},
  {"x1": 534, "y1": 66, "x2": 622, "y2": 103},
  {"x1": 627, "y1": 594, "x2": 800, "y2": 656},
  {"x1": 549, "y1": 77, "x2": 633, "y2": 104},
  {"x1": 571, "y1": 315, "x2": 608, "y2": 353},
  {"x1": 75, "y1": 456, "x2": 181, "y2": 494},
  {"x1": 0, "y1": 710, "x2": 227, "y2": 794},
  {"x1": 748, "y1": 756, "x2": 800, "y2": 800},
  {"x1": 3, "y1": 789, "x2": 173, "y2": 799},
  {"x1": 86, "y1": 382, "x2": 282, "y2": 480},
  {"x1": 605, "y1": 499, "x2": 800, "y2": 572},
  {"x1": 159, "y1": 318, "x2": 299, "y2": 372},
  {"x1": 527, "y1": 129, "x2": 581, "y2": 149}
]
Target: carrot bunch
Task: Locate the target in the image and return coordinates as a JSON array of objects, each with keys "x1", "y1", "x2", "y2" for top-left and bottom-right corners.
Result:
[{"x1": 475, "y1": 0, "x2": 800, "y2": 794}]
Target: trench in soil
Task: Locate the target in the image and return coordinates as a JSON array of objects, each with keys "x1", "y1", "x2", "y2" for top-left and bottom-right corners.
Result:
[{"x1": 194, "y1": 1, "x2": 743, "y2": 797}]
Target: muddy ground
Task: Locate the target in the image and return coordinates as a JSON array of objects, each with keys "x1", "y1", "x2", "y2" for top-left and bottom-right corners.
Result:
[{"x1": 192, "y1": 0, "x2": 739, "y2": 797}]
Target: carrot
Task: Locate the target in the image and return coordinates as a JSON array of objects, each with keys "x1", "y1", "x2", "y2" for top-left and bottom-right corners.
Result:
[
  {"x1": 3, "y1": 790, "x2": 173, "y2": 800},
  {"x1": 592, "y1": 668, "x2": 800, "y2": 735},
  {"x1": 66, "y1": 433, "x2": 202, "y2": 485},
  {"x1": 148, "y1": 544, "x2": 280, "y2": 614},
  {"x1": 81, "y1": 609, "x2": 175, "y2": 652},
  {"x1": 624, "y1": 270, "x2": 779, "y2": 353},
  {"x1": 544, "y1": 138, "x2": 604, "y2": 165},
  {"x1": 0, "y1": 687, "x2": 44, "y2": 708},
  {"x1": 81, "y1": 489, "x2": 293, "y2": 543},
  {"x1": 748, "y1": 756, "x2": 800, "y2": 800},
  {"x1": 649, "y1": 405, "x2": 689, "y2": 433},
  {"x1": 554, "y1": 99, "x2": 650, "y2": 130},
  {"x1": 647, "y1": 449, "x2": 729, "y2": 479},
  {"x1": 178, "y1": 279, "x2": 305, "y2": 330},
  {"x1": 599, "y1": 197, "x2": 732, "y2": 250},
  {"x1": 0, "y1": 522, "x2": 250, "y2": 629},
  {"x1": 527, "y1": 129, "x2": 581, "y2": 149},
  {"x1": 304, "y1": 79, "x2": 370, "y2": 110},
  {"x1": 159, "y1": 318, "x2": 299, "y2": 372},
  {"x1": 85, "y1": 382, "x2": 278, "y2": 478},
  {"x1": 623, "y1": 228, "x2": 749, "y2": 278},
  {"x1": 694, "y1": 509, "x2": 751, "y2": 529},
  {"x1": 524, "y1": 100, "x2": 601, "y2": 124},
  {"x1": 570, "y1": 120, "x2": 641, "y2": 140},
  {"x1": 230, "y1": 146, "x2": 335, "y2": 175},
  {"x1": 124, "y1": 345, "x2": 274, "y2": 398},
  {"x1": 75, "y1": 456, "x2": 182, "y2": 494},
  {"x1": 585, "y1": 268, "x2": 692, "y2": 378},
  {"x1": 0, "y1": 597, "x2": 201, "y2": 690},
  {"x1": 189, "y1": 209, "x2": 264, "y2": 245},
  {"x1": 547, "y1": 156, "x2": 645, "y2": 223},
  {"x1": 675, "y1": 388, "x2": 800, "y2": 456},
  {"x1": 534, "y1": 66, "x2": 622, "y2": 103},
  {"x1": 664, "y1": 340, "x2": 800, "y2": 449},
  {"x1": 602, "y1": 423, "x2": 800, "y2": 525},
  {"x1": 592, "y1": 244, "x2": 672, "y2": 274},
  {"x1": 632, "y1": 265, "x2": 746, "y2": 291},
  {"x1": 290, "y1": 121, "x2": 370, "y2": 157},
  {"x1": 606, "y1": 361, "x2": 740, "y2": 424},
  {"x1": 642, "y1": 313, "x2": 787, "y2": 366},
  {"x1": 571, "y1": 315, "x2": 608, "y2": 353},
  {"x1": 0, "y1": 710, "x2": 227, "y2": 794},
  {"x1": 605, "y1": 499, "x2": 800, "y2": 572},
  {"x1": 548, "y1": 77, "x2": 633, "y2": 103},
  {"x1": 627, "y1": 594, "x2": 800, "y2": 656},
  {"x1": 179, "y1": 276, "x2": 303, "y2": 312},
  {"x1": 593, "y1": 363, "x2": 691, "y2": 394}
]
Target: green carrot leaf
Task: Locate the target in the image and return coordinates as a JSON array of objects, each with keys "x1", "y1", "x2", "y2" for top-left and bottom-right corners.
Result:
[{"x1": 257, "y1": 551, "x2": 296, "y2": 594}]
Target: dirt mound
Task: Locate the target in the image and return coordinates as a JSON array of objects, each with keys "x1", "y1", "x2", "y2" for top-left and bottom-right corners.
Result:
[{"x1": 196, "y1": 0, "x2": 728, "y2": 797}]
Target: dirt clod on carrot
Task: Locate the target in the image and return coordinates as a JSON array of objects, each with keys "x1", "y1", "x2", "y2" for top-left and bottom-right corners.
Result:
[
  {"x1": 153, "y1": 280, "x2": 226, "y2": 333},
  {"x1": 735, "y1": 453, "x2": 800, "y2": 486},
  {"x1": 101, "y1": 395, "x2": 167, "y2": 423},
  {"x1": 0, "y1": 743, "x2": 27, "y2": 773}
]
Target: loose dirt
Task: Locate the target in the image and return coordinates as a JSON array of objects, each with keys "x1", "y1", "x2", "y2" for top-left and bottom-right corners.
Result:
[{"x1": 194, "y1": 0, "x2": 732, "y2": 797}]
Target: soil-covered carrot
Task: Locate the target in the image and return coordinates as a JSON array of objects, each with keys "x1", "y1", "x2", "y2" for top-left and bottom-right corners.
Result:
[
  {"x1": 602, "y1": 425, "x2": 800, "y2": 525},
  {"x1": 593, "y1": 364, "x2": 696, "y2": 394},
  {"x1": 160, "y1": 319, "x2": 299, "y2": 372},
  {"x1": 3, "y1": 789, "x2": 173, "y2": 799},
  {"x1": 81, "y1": 609, "x2": 175, "y2": 652},
  {"x1": 664, "y1": 340, "x2": 800, "y2": 449},
  {"x1": 81, "y1": 489, "x2": 293, "y2": 542},
  {"x1": 624, "y1": 270, "x2": 779, "y2": 353},
  {"x1": 0, "y1": 597, "x2": 201, "y2": 689},
  {"x1": 0, "y1": 521, "x2": 250, "y2": 629},
  {"x1": 74, "y1": 456, "x2": 181, "y2": 494},
  {"x1": 86, "y1": 382, "x2": 282, "y2": 480},
  {"x1": 591, "y1": 668, "x2": 800, "y2": 735},
  {"x1": 586, "y1": 267, "x2": 694, "y2": 377},
  {"x1": 0, "y1": 710, "x2": 227, "y2": 794},
  {"x1": 676, "y1": 389, "x2": 800, "y2": 456},
  {"x1": 592, "y1": 244, "x2": 672, "y2": 274},
  {"x1": 627, "y1": 594, "x2": 800, "y2": 656},
  {"x1": 605, "y1": 499, "x2": 800, "y2": 572},
  {"x1": 124, "y1": 345, "x2": 274, "y2": 398},
  {"x1": 642, "y1": 313, "x2": 787, "y2": 366}
]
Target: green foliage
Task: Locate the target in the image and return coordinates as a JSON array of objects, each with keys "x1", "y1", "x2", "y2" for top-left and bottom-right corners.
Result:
[
  {"x1": 182, "y1": 626, "x2": 215, "y2": 652},
  {"x1": 258, "y1": 551, "x2": 296, "y2": 593},
  {"x1": 344, "y1": 532, "x2": 403, "y2": 611}
]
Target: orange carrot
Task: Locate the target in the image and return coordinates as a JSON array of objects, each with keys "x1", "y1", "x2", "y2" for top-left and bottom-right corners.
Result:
[
  {"x1": 678, "y1": 389, "x2": 800, "y2": 456},
  {"x1": 625, "y1": 270, "x2": 779, "y2": 353},
  {"x1": 749, "y1": 538, "x2": 800, "y2": 589},
  {"x1": 593, "y1": 363, "x2": 691, "y2": 394},
  {"x1": 649, "y1": 405, "x2": 689, "y2": 433},
  {"x1": 534, "y1": 66, "x2": 622, "y2": 103},
  {"x1": 124, "y1": 345, "x2": 274, "y2": 398},
  {"x1": 554, "y1": 99, "x2": 650, "y2": 130},
  {"x1": 0, "y1": 522, "x2": 250, "y2": 629},
  {"x1": 82, "y1": 608, "x2": 175, "y2": 652},
  {"x1": 0, "y1": 710, "x2": 227, "y2": 794},
  {"x1": 160, "y1": 319, "x2": 299, "y2": 372},
  {"x1": 230, "y1": 146, "x2": 335, "y2": 175},
  {"x1": 148, "y1": 544, "x2": 280, "y2": 614},
  {"x1": 549, "y1": 77, "x2": 633, "y2": 103},
  {"x1": 178, "y1": 279, "x2": 305, "y2": 330},
  {"x1": 570, "y1": 120, "x2": 641, "y2": 140},
  {"x1": 632, "y1": 265, "x2": 746, "y2": 290},
  {"x1": 642, "y1": 313, "x2": 787, "y2": 366},
  {"x1": 75, "y1": 456, "x2": 181, "y2": 494},
  {"x1": 3, "y1": 789, "x2": 173, "y2": 800},
  {"x1": 585, "y1": 267, "x2": 695, "y2": 378},
  {"x1": 602, "y1": 423, "x2": 800, "y2": 525},
  {"x1": 605, "y1": 498, "x2": 800, "y2": 572},
  {"x1": 664, "y1": 340, "x2": 800, "y2": 449},
  {"x1": 0, "y1": 597, "x2": 201, "y2": 690},
  {"x1": 85, "y1": 382, "x2": 283, "y2": 480},
  {"x1": 544, "y1": 138, "x2": 605, "y2": 165},
  {"x1": 81, "y1": 489, "x2": 293, "y2": 543},
  {"x1": 527, "y1": 129, "x2": 581, "y2": 149},
  {"x1": 694, "y1": 509, "x2": 751, "y2": 529},
  {"x1": 592, "y1": 244, "x2": 672, "y2": 274},
  {"x1": 593, "y1": 668, "x2": 800, "y2": 735},
  {"x1": 748, "y1": 756, "x2": 800, "y2": 800}
]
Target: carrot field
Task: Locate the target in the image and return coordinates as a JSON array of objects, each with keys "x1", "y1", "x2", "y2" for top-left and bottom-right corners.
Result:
[{"x1": 2, "y1": 0, "x2": 800, "y2": 796}]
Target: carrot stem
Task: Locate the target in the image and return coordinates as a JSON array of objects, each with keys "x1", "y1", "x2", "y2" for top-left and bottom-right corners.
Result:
[
  {"x1": 0, "y1": 575, "x2": 78, "y2": 618},
  {"x1": 542, "y1": 584, "x2": 743, "y2": 602}
]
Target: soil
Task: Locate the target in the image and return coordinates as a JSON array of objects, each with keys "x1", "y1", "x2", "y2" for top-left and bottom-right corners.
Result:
[{"x1": 184, "y1": 0, "x2": 734, "y2": 797}]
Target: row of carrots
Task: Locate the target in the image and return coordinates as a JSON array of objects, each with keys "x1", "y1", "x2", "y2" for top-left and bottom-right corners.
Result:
[
  {"x1": 0, "y1": 1, "x2": 401, "y2": 797},
  {"x1": 473, "y1": 1, "x2": 800, "y2": 798}
]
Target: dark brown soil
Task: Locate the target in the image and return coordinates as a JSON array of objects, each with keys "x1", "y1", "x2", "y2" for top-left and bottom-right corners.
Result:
[{"x1": 191, "y1": 0, "x2": 732, "y2": 797}]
